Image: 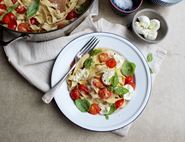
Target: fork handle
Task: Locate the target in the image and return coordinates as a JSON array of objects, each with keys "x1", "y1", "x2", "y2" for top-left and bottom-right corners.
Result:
[{"x1": 42, "y1": 64, "x2": 76, "y2": 104}]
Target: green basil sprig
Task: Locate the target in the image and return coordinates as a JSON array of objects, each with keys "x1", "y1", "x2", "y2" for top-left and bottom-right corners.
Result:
[
  {"x1": 75, "y1": 3, "x2": 87, "y2": 14},
  {"x1": 110, "y1": 71, "x2": 119, "y2": 87},
  {"x1": 84, "y1": 57, "x2": 93, "y2": 69},
  {"x1": 26, "y1": 0, "x2": 40, "y2": 18},
  {"x1": 114, "y1": 86, "x2": 128, "y2": 96},
  {"x1": 121, "y1": 61, "x2": 136, "y2": 76},
  {"x1": 75, "y1": 99, "x2": 90, "y2": 112},
  {"x1": 89, "y1": 49, "x2": 102, "y2": 56},
  {"x1": 147, "y1": 53, "x2": 153, "y2": 62},
  {"x1": 104, "y1": 104, "x2": 116, "y2": 120}
]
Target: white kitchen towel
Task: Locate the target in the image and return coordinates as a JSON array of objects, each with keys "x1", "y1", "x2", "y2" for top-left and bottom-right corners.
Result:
[{"x1": 2, "y1": 1, "x2": 167, "y2": 137}]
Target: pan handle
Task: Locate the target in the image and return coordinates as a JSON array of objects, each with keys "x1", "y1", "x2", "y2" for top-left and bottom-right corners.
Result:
[{"x1": 0, "y1": 34, "x2": 28, "y2": 46}]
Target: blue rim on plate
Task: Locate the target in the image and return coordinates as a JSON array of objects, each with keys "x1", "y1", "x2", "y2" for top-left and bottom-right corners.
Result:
[{"x1": 51, "y1": 32, "x2": 152, "y2": 132}]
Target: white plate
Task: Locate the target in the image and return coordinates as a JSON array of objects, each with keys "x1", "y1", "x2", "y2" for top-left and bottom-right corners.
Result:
[{"x1": 51, "y1": 32, "x2": 152, "y2": 131}]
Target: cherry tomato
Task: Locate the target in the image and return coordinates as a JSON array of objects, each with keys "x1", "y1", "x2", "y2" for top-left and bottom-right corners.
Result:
[
  {"x1": 89, "y1": 103, "x2": 101, "y2": 115},
  {"x1": 70, "y1": 88, "x2": 80, "y2": 100},
  {"x1": 18, "y1": 23, "x2": 30, "y2": 32},
  {"x1": 78, "y1": 84, "x2": 89, "y2": 94},
  {"x1": 0, "y1": 4, "x2": 7, "y2": 10},
  {"x1": 125, "y1": 76, "x2": 134, "y2": 84},
  {"x1": 98, "y1": 88, "x2": 112, "y2": 99},
  {"x1": 16, "y1": 5, "x2": 26, "y2": 14},
  {"x1": 8, "y1": 21, "x2": 17, "y2": 30},
  {"x1": 92, "y1": 78, "x2": 104, "y2": 88},
  {"x1": 0, "y1": 4, "x2": 6, "y2": 16},
  {"x1": 2, "y1": 12, "x2": 16, "y2": 24},
  {"x1": 127, "y1": 82, "x2": 136, "y2": 89},
  {"x1": 99, "y1": 53, "x2": 109, "y2": 62},
  {"x1": 115, "y1": 99, "x2": 124, "y2": 109},
  {"x1": 30, "y1": 17, "x2": 39, "y2": 25},
  {"x1": 11, "y1": 0, "x2": 17, "y2": 4},
  {"x1": 66, "y1": 10, "x2": 78, "y2": 20},
  {"x1": 106, "y1": 58, "x2": 117, "y2": 68}
]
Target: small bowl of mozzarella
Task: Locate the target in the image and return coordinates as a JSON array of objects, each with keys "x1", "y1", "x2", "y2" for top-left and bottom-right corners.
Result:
[{"x1": 132, "y1": 9, "x2": 168, "y2": 43}]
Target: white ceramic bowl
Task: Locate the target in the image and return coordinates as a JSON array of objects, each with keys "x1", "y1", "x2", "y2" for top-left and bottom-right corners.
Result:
[{"x1": 51, "y1": 32, "x2": 152, "y2": 131}]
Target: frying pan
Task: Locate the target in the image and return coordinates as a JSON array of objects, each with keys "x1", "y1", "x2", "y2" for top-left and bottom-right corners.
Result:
[{"x1": 0, "y1": 0, "x2": 94, "y2": 46}]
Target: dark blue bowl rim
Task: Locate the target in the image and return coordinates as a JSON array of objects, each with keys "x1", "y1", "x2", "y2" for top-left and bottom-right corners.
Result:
[{"x1": 110, "y1": 0, "x2": 143, "y2": 13}]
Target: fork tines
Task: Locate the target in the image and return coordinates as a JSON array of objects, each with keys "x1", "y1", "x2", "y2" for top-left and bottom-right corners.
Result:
[{"x1": 77, "y1": 36, "x2": 99, "y2": 57}]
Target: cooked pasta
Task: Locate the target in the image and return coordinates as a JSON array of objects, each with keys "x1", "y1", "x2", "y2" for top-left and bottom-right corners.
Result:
[
  {"x1": 0, "y1": 0, "x2": 89, "y2": 32},
  {"x1": 67, "y1": 48, "x2": 136, "y2": 119}
]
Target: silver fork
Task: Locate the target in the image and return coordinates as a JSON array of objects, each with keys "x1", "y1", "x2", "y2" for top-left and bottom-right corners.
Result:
[{"x1": 42, "y1": 36, "x2": 100, "y2": 104}]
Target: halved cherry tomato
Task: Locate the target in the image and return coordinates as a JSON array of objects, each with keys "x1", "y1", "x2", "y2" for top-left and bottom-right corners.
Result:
[
  {"x1": 78, "y1": 84, "x2": 89, "y2": 94},
  {"x1": 2, "y1": 12, "x2": 16, "y2": 24},
  {"x1": 115, "y1": 99, "x2": 124, "y2": 109},
  {"x1": 98, "y1": 88, "x2": 112, "y2": 99},
  {"x1": 16, "y1": 5, "x2": 26, "y2": 14},
  {"x1": 11, "y1": 0, "x2": 17, "y2": 4},
  {"x1": 92, "y1": 78, "x2": 104, "y2": 88},
  {"x1": 89, "y1": 103, "x2": 101, "y2": 115},
  {"x1": 106, "y1": 58, "x2": 117, "y2": 68},
  {"x1": 127, "y1": 82, "x2": 136, "y2": 89},
  {"x1": 0, "y1": 4, "x2": 7, "y2": 16},
  {"x1": 66, "y1": 10, "x2": 78, "y2": 20},
  {"x1": 0, "y1": 4, "x2": 7, "y2": 10},
  {"x1": 30, "y1": 17, "x2": 39, "y2": 25},
  {"x1": 99, "y1": 53, "x2": 109, "y2": 62},
  {"x1": 18, "y1": 23, "x2": 30, "y2": 32},
  {"x1": 8, "y1": 21, "x2": 17, "y2": 30},
  {"x1": 70, "y1": 88, "x2": 80, "y2": 100},
  {"x1": 125, "y1": 75, "x2": 134, "y2": 84}
]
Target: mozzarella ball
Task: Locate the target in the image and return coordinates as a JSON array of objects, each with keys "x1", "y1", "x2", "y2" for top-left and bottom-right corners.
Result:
[
  {"x1": 149, "y1": 19, "x2": 160, "y2": 31},
  {"x1": 138, "y1": 16, "x2": 150, "y2": 28}
]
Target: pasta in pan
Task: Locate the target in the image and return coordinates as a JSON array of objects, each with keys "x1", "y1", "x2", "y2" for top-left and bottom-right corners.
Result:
[
  {"x1": 0, "y1": 0, "x2": 89, "y2": 32},
  {"x1": 67, "y1": 48, "x2": 136, "y2": 119}
]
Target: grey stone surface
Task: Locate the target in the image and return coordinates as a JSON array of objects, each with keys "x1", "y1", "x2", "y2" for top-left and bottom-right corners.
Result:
[{"x1": 0, "y1": 0, "x2": 185, "y2": 142}]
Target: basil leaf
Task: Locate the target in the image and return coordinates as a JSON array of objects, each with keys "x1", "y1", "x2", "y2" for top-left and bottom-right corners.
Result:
[
  {"x1": 0, "y1": 4, "x2": 18, "y2": 20},
  {"x1": 121, "y1": 61, "x2": 136, "y2": 76},
  {"x1": 75, "y1": 3, "x2": 87, "y2": 14},
  {"x1": 108, "y1": 86, "x2": 114, "y2": 92},
  {"x1": 104, "y1": 104, "x2": 116, "y2": 120},
  {"x1": 114, "y1": 86, "x2": 129, "y2": 96},
  {"x1": 84, "y1": 57, "x2": 93, "y2": 69},
  {"x1": 110, "y1": 71, "x2": 119, "y2": 87},
  {"x1": 75, "y1": 99, "x2": 90, "y2": 112},
  {"x1": 89, "y1": 49, "x2": 102, "y2": 56},
  {"x1": 26, "y1": 0, "x2": 40, "y2": 18},
  {"x1": 106, "y1": 104, "x2": 116, "y2": 115},
  {"x1": 147, "y1": 53, "x2": 153, "y2": 62}
]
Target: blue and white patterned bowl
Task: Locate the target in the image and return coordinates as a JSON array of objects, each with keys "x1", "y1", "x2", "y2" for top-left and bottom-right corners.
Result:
[{"x1": 149, "y1": 0, "x2": 183, "y2": 6}]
